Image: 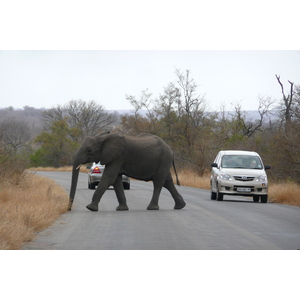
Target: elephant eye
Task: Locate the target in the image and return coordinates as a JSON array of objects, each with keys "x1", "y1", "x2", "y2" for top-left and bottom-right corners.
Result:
[{"x1": 87, "y1": 148, "x2": 92, "y2": 154}]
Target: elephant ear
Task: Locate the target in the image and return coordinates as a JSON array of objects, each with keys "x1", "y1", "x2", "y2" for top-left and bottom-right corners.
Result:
[{"x1": 99, "y1": 133, "x2": 126, "y2": 165}]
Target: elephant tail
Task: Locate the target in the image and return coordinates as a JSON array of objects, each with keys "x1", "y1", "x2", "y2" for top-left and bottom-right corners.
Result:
[{"x1": 172, "y1": 157, "x2": 180, "y2": 186}]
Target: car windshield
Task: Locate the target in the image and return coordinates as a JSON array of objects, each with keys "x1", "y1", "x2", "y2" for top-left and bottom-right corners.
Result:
[{"x1": 221, "y1": 155, "x2": 263, "y2": 169}]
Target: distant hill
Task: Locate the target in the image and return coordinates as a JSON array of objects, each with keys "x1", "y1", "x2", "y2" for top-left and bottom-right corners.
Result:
[{"x1": 0, "y1": 107, "x2": 278, "y2": 136}]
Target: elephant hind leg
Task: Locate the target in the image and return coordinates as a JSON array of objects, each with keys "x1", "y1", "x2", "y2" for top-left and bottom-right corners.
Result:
[
  {"x1": 113, "y1": 175, "x2": 129, "y2": 211},
  {"x1": 163, "y1": 173, "x2": 186, "y2": 209},
  {"x1": 147, "y1": 180, "x2": 163, "y2": 210}
]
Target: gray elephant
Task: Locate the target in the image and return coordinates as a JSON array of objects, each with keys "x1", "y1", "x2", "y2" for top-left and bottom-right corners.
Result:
[{"x1": 69, "y1": 132, "x2": 186, "y2": 212}]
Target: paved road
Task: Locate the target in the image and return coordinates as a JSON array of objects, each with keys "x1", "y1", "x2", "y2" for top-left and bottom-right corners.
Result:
[{"x1": 23, "y1": 171, "x2": 300, "y2": 250}]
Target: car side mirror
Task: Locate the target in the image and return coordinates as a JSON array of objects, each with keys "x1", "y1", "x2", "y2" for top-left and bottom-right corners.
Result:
[
  {"x1": 264, "y1": 165, "x2": 271, "y2": 170},
  {"x1": 211, "y1": 163, "x2": 218, "y2": 168}
]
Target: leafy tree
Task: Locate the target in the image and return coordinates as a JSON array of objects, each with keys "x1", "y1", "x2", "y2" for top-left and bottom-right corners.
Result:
[{"x1": 31, "y1": 119, "x2": 80, "y2": 167}]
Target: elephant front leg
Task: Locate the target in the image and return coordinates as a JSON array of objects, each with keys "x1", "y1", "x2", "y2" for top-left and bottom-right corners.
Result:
[
  {"x1": 86, "y1": 176, "x2": 112, "y2": 211},
  {"x1": 113, "y1": 175, "x2": 129, "y2": 211}
]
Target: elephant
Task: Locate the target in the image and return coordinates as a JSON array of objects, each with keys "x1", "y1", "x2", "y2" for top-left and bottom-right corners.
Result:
[{"x1": 69, "y1": 131, "x2": 186, "y2": 212}]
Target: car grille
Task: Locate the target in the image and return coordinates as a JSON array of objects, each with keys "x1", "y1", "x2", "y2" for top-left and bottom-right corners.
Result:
[{"x1": 234, "y1": 176, "x2": 255, "y2": 181}]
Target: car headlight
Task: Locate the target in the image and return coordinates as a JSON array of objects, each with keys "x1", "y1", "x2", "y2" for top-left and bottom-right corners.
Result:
[
  {"x1": 218, "y1": 172, "x2": 232, "y2": 181},
  {"x1": 256, "y1": 174, "x2": 267, "y2": 182}
]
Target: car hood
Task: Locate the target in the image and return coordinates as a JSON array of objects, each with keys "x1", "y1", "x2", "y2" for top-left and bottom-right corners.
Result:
[{"x1": 220, "y1": 168, "x2": 266, "y2": 177}]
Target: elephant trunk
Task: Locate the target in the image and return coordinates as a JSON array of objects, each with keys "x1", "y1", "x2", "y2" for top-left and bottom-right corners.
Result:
[{"x1": 69, "y1": 163, "x2": 80, "y2": 211}]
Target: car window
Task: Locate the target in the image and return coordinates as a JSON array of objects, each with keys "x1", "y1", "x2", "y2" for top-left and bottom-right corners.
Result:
[
  {"x1": 221, "y1": 155, "x2": 263, "y2": 169},
  {"x1": 214, "y1": 153, "x2": 221, "y2": 164}
]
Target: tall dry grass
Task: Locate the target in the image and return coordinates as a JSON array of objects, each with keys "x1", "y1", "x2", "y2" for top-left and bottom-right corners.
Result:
[
  {"x1": 175, "y1": 169, "x2": 211, "y2": 190},
  {"x1": 0, "y1": 173, "x2": 69, "y2": 250},
  {"x1": 268, "y1": 182, "x2": 300, "y2": 206},
  {"x1": 28, "y1": 166, "x2": 89, "y2": 173}
]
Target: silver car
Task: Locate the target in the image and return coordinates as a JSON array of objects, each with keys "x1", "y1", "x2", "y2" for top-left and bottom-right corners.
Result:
[
  {"x1": 87, "y1": 162, "x2": 130, "y2": 190},
  {"x1": 210, "y1": 150, "x2": 270, "y2": 203}
]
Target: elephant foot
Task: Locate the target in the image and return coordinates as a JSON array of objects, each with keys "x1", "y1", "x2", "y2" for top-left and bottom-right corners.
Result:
[
  {"x1": 116, "y1": 204, "x2": 129, "y2": 211},
  {"x1": 174, "y1": 200, "x2": 186, "y2": 210},
  {"x1": 86, "y1": 203, "x2": 98, "y2": 211},
  {"x1": 147, "y1": 204, "x2": 159, "y2": 210}
]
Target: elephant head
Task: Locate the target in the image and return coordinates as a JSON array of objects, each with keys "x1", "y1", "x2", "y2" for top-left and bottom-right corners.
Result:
[{"x1": 68, "y1": 132, "x2": 126, "y2": 210}]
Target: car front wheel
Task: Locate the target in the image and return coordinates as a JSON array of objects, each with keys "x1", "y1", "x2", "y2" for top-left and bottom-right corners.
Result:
[
  {"x1": 88, "y1": 182, "x2": 96, "y2": 189},
  {"x1": 261, "y1": 195, "x2": 268, "y2": 203},
  {"x1": 253, "y1": 196, "x2": 260, "y2": 202},
  {"x1": 217, "y1": 191, "x2": 223, "y2": 201},
  {"x1": 211, "y1": 190, "x2": 217, "y2": 200}
]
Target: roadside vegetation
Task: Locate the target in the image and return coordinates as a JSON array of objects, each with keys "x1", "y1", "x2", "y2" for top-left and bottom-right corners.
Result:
[
  {"x1": 0, "y1": 153, "x2": 69, "y2": 250},
  {"x1": 1, "y1": 69, "x2": 300, "y2": 249}
]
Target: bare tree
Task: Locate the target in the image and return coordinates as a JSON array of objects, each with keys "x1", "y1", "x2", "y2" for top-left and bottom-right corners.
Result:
[
  {"x1": 175, "y1": 69, "x2": 206, "y2": 118},
  {"x1": 125, "y1": 89, "x2": 159, "y2": 134},
  {"x1": 42, "y1": 106, "x2": 65, "y2": 131},
  {"x1": 42, "y1": 100, "x2": 117, "y2": 141},
  {"x1": 66, "y1": 100, "x2": 117, "y2": 139},
  {"x1": 154, "y1": 82, "x2": 181, "y2": 138},
  {"x1": 275, "y1": 74, "x2": 295, "y2": 132},
  {"x1": 291, "y1": 85, "x2": 300, "y2": 121},
  {"x1": 0, "y1": 118, "x2": 31, "y2": 151},
  {"x1": 243, "y1": 96, "x2": 275, "y2": 138}
]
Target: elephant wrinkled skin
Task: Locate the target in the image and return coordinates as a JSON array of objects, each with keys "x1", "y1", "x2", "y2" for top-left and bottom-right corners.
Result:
[{"x1": 69, "y1": 132, "x2": 186, "y2": 212}]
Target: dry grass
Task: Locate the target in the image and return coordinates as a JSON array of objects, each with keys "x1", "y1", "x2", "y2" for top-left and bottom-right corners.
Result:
[
  {"x1": 175, "y1": 169, "x2": 211, "y2": 190},
  {"x1": 268, "y1": 182, "x2": 300, "y2": 206},
  {"x1": 0, "y1": 172, "x2": 69, "y2": 250},
  {"x1": 28, "y1": 166, "x2": 89, "y2": 173}
]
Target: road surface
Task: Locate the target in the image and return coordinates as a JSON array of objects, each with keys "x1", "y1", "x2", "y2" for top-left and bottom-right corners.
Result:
[{"x1": 23, "y1": 171, "x2": 300, "y2": 250}]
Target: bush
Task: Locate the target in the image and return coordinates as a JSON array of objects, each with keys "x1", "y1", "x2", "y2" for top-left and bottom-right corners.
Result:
[{"x1": 0, "y1": 148, "x2": 29, "y2": 185}]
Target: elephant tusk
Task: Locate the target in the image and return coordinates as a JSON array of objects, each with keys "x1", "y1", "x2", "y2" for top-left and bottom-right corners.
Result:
[{"x1": 76, "y1": 164, "x2": 82, "y2": 170}]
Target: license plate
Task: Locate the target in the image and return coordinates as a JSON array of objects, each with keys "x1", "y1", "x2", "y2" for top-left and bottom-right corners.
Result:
[{"x1": 237, "y1": 187, "x2": 251, "y2": 192}]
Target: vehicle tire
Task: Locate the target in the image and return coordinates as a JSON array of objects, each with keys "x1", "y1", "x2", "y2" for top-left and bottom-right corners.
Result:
[
  {"x1": 261, "y1": 195, "x2": 268, "y2": 203},
  {"x1": 123, "y1": 182, "x2": 130, "y2": 190},
  {"x1": 89, "y1": 182, "x2": 96, "y2": 190},
  {"x1": 211, "y1": 190, "x2": 217, "y2": 200},
  {"x1": 253, "y1": 196, "x2": 260, "y2": 202},
  {"x1": 217, "y1": 191, "x2": 223, "y2": 201}
]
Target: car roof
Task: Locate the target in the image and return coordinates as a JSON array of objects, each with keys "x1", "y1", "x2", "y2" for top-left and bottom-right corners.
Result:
[{"x1": 219, "y1": 150, "x2": 259, "y2": 156}]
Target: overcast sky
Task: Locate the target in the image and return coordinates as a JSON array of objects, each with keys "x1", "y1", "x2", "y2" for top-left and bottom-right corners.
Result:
[
  {"x1": 1, "y1": 1, "x2": 299, "y2": 113},
  {"x1": 1, "y1": 50, "x2": 299, "y2": 112}
]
